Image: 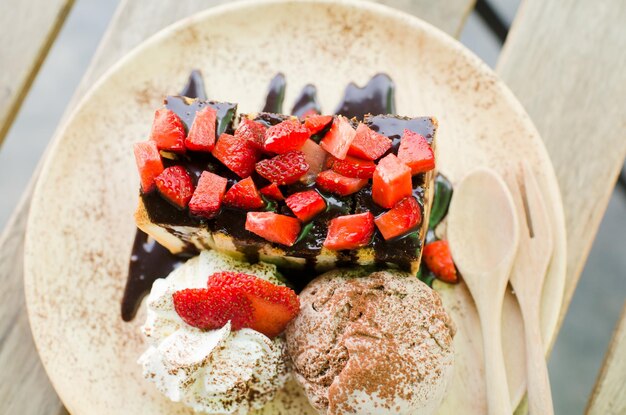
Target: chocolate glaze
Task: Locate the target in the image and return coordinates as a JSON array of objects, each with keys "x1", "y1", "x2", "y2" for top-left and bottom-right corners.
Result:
[
  {"x1": 262, "y1": 73, "x2": 286, "y2": 113},
  {"x1": 291, "y1": 84, "x2": 320, "y2": 117},
  {"x1": 334, "y1": 73, "x2": 395, "y2": 119},
  {"x1": 180, "y1": 70, "x2": 207, "y2": 100}
]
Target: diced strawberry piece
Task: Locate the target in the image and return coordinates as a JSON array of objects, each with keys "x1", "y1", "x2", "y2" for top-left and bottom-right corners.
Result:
[
  {"x1": 212, "y1": 133, "x2": 261, "y2": 178},
  {"x1": 315, "y1": 170, "x2": 368, "y2": 196},
  {"x1": 329, "y1": 155, "x2": 376, "y2": 179},
  {"x1": 189, "y1": 171, "x2": 228, "y2": 218},
  {"x1": 320, "y1": 115, "x2": 356, "y2": 159},
  {"x1": 372, "y1": 154, "x2": 412, "y2": 208},
  {"x1": 259, "y1": 183, "x2": 284, "y2": 201},
  {"x1": 300, "y1": 139, "x2": 328, "y2": 184},
  {"x1": 423, "y1": 240, "x2": 458, "y2": 283},
  {"x1": 245, "y1": 212, "x2": 301, "y2": 246},
  {"x1": 285, "y1": 190, "x2": 327, "y2": 222},
  {"x1": 323, "y1": 212, "x2": 375, "y2": 250},
  {"x1": 150, "y1": 108, "x2": 186, "y2": 153},
  {"x1": 301, "y1": 108, "x2": 320, "y2": 118},
  {"x1": 207, "y1": 271, "x2": 300, "y2": 338},
  {"x1": 223, "y1": 177, "x2": 265, "y2": 209},
  {"x1": 133, "y1": 141, "x2": 164, "y2": 192},
  {"x1": 235, "y1": 118, "x2": 267, "y2": 150},
  {"x1": 304, "y1": 114, "x2": 333, "y2": 135},
  {"x1": 184, "y1": 106, "x2": 217, "y2": 152},
  {"x1": 263, "y1": 119, "x2": 310, "y2": 154},
  {"x1": 348, "y1": 123, "x2": 392, "y2": 160},
  {"x1": 374, "y1": 197, "x2": 422, "y2": 240},
  {"x1": 154, "y1": 166, "x2": 194, "y2": 209},
  {"x1": 397, "y1": 129, "x2": 435, "y2": 174},
  {"x1": 255, "y1": 151, "x2": 309, "y2": 185},
  {"x1": 172, "y1": 286, "x2": 253, "y2": 330}
]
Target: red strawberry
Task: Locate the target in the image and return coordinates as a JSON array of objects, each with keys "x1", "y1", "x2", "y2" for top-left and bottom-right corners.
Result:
[
  {"x1": 150, "y1": 108, "x2": 186, "y2": 153},
  {"x1": 235, "y1": 118, "x2": 267, "y2": 150},
  {"x1": 154, "y1": 166, "x2": 195, "y2": 209},
  {"x1": 185, "y1": 106, "x2": 217, "y2": 152},
  {"x1": 223, "y1": 177, "x2": 265, "y2": 209},
  {"x1": 245, "y1": 212, "x2": 301, "y2": 246},
  {"x1": 172, "y1": 286, "x2": 253, "y2": 330},
  {"x1": 329, "y1": 155, "x2": 376, "y2": 179},
  {"x1": 259, "y1": 183, "x2": 284, "y2": 201},
  {"x1": 207, "y1": 271, "x2": 300, "y2": 338},
  {"x1": 189, "y1": 171, "x2": 228, "y2": 218},
  {"x1": 299, "y1": 139, "x2": 328, "y2": 184},
  {"x1": 374, "y1": 197, "x2": 422, "y2": 240},
  {"x1": 324, "y1": 212, "x2": 375, "y2": 250},
  {"x1": 263, "y1": 119, "x2": 310, "y2": 154},
  {"x1": 315, "y1": 170, "x2": 368, "y2": 196},
  {"x1": 372, "y1": 154, "x2": 412, "y2": 208},
  {"x1": 423, "y1": 240, "x2": 458, "y2": 283},
  {"x1": 133, "y1": 141, "x2": 164, "y2": 192},
  {"x1": 397, "y1": 129, "x2": 435, "y2": 174},
  {"x1": 304, "y1": 114, "x2": 333, "y2": 135},
  {"x1": 255, "y1": 151, "x2": 309, "y2": 185},
  {"x1": 348, "y1": 123, "x2": 392, "y2": 160},
  {"x1": 212, "y1": 133, "x2": 261, "y2": 178},
  {"x1": 285, "y1": 190, "x2": 327, "y2": 222},
  {"x1": 320, "y1": 116, "x2": 356, "y2": 159}
]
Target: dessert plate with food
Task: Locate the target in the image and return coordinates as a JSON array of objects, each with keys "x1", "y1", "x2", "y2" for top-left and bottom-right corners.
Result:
[{"x1": 23, "y1": 0, "x2": 566, "y2": 414}]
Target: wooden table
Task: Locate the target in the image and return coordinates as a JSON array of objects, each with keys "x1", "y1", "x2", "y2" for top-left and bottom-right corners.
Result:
[{"x1": 1, "y1": 0, "x2": 624, "y2": 414}]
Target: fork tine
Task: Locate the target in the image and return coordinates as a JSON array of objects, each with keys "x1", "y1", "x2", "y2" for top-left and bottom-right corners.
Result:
[{"x1": 521, "y1": 161, "x2": 554, "y2": 254}]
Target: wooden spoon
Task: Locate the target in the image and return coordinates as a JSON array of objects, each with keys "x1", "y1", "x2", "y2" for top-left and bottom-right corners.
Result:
[{"x1": 447, "y1": 167, "x2": 519, "y2": 415}]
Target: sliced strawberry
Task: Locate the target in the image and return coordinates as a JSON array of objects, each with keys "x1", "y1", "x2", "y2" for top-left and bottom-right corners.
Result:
[
  {"x1": 300, "y1": 139, "x2": 328, "y2": 184},
  {"x1": 188, "y1": 171, "x2": 228, "y2": 218},
  {"x1": 301, "y1": 108, "x2": 320, "y2": 118},
  {"x1": 154, "y1": 166, "x2": 195, "y2": 209},
  {"x1": 320, "y1": 115, "x2": 356, "y2": 159},
  {"x1": 304, "y1": 114, "x2": 333, "y2": 135},
  {"x1": 315, "y1": 170, "x2": 368, "y2": 196},
  {"x1": 150, "y1": 108, "x2": 186, "y2": 153},
  {"x1": 223, "y1": 177, "x2": 265, "y2": 209},
  {"x1": 245, "y1": 212, "x2": 301, "y2": 246},
  {"x1": 263, "y1": 119, "x2": 310, "y2": 154},
  {"x1": 374, "y1": 197, "x2": 422, "y2": 240},
  {"x1": 255, "y1": 151, "x2": 309, "y2": 185},
  {"x1": 423, "y1": 240, "x2": 458, "y2": 283},
  {"x1": 348, "y1": 123, "x2": 392, "y2": 160},
  {"x1": 212, "y1": 133, "x2": 261, "y2": 178},
  {"x1": 372, "y1": 154, "x2": 412, "y2": 208},
  {"x1": 185, "y1": 106, "x2": 217, "y2": 152},
  {"x1": 235, "y1": 118, "x2": 267, "y2": 150},
  {"x1": 133, "y1": 141, "x2": 164, "y2": 192},
  {"x1": 207, "y1": 271, "x2": 300, "y2": 338},
  {"x1": 397, "y1": 129, "x2": 435, "y2": 174},
  {"x1": 324, "y1": 212, "x2": 375, "y2": 250},
  {"x1": 329, "y1": 155, "x2": 376, "y2": 179},
  {"x1": 259, "y1": 183, "x2": 284, "y2": 201},
  {"x1": 285, "y1": 190, "x2": 327, "y2": 222},
  {"x1": 172, "y1": 286, "x2": 253, "y2": 330}
]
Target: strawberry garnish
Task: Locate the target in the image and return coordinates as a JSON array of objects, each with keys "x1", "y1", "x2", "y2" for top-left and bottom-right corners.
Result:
[
  {"x1": 315, "y1": 170, "x2": 368, "y2": 196},
  {"x1": 185, "y1": 106, "x2": 217, "y2": 152},
  {"x1": 189, "y1": 171, "x2": 228, "y2": 218},
  {"x1": 323, "y1": 212, "x2": 375, "y2": 250},
  {"x1": 223, "y1": 177, "x2": 265, "y2": 209},
  {"x1": 372, "y1": 154, "x2": 412, "y2": 208},
  {"x1": 150, "y1": 108, "x2": 186, "y2": 153},
  {"x1": 374, "y1": 197, "x2": 422, "y2": 240},
  {"x1": 235, "y1": 118, "x2": 267, "y2": 151},
  {"x1": 172, "y1": 286, "x2": 253, "y2": 330},
  {"x1": 259, "y1": 183, "x2": 284, "y2": 201},
  {"x1": 263, "y1": 119, "x2": 310, "y2": 154},
  {"x1": 154, "y1": 166, "x2": 195, "y2": 209},
  {"x1": 300, "y1": 139, "x2": 328, "y2": 184},
  {"x1": 348, "y1": 123, "x2": 392, "y2": 160},
  {"x1": 255, "y1": 151, "x2": 309, "y2": 185},
  {"x1": 304, "y1": 114, "x2": 333, "y2": 135},
  {"x1": 320, "y1": 115, "x2": 356, "y2": 159},
  {"x1": 329, "y1": 155, "x2": 376, "y2": 179},
  {"x1": 212, "y1": 133, "x2": 261, "y2": 178},
  {"x1": 397, "y1": 129, "x2": 435, "y2": 174},
  {"x1": 245, "y1": 212, "x2": 301, "y2": 246},
  {"x1": 285, "y1": 190, "x2": 327, "y2": 222},
  {"x1": 423, "y1": 240, "x2": 458, "y2": 283},
  {"x1": 133, "y1": 141, "x2": 164, "y2": 193}
]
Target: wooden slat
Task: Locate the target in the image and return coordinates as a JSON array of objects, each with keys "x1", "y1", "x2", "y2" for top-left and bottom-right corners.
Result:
[
  {"x1": 0, "y1": 0, "x2": 74, "y2": 146},
  {"x1": 586, "y1": 303, "x2": 626, "y2": 415},
  {"x1": 0, "y1": 1, "x2": 475, "y2": 413}
]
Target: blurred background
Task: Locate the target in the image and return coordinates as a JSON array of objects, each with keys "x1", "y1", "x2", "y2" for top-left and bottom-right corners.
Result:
[{"x1": 0, "y1": 0, "x2": 623, "y2": 413}]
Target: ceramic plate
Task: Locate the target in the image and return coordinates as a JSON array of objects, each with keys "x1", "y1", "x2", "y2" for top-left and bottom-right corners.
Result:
[{"x1": 24, "y1": 0, "x2": 566, "y2": 413}]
